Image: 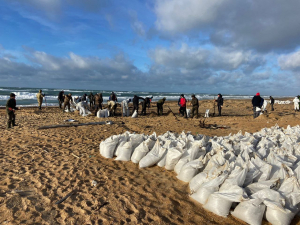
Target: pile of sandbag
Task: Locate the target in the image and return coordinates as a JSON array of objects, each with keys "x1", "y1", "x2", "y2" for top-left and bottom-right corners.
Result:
[
  {"x1": 99, "y1": 125, "x2": 300, "y2": 225},
  {"x1": 275, "y1": 100, "x2": 292, "y2": 104}
]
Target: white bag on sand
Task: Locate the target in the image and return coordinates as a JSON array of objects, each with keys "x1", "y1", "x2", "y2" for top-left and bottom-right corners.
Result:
[
  {"x1": 219, "y1": 166, "x2": 247, "y2": 191},
  {"x1": 157, "y1": 149, "x2": 168, "y2": 167},
  {"x1": 189, "y1": 172, "x2": 208, "y2": 193},
  {"x1": 177, "y1": 160, "x2": 203, "y2": 182},
  {"x1": 100, "y1": 136, "x2": 119, "y2": 158},
  {"x1": 131, "y1": 141, "x2": 150, "y2": 163},
  {"x1": 203, "y1": 185, "x2": 248, "y2": 217},
  {"x1": 165, "y1": 147, "x2": 185, "y2": 170},
  {"x1": 97, "y1": 109, "x2": 109, "y2": 118},
  {"x1": 191, "y1": 173, "x2": 228, "y2": 205},
  {"x1": 115, "y1": 141, "x2": 133, "y2": 161},
  {"x1": 231, "y1": 198, "x2": 265, "y2": 225},
  {"x1": 174, "y1": 157, "x2": 189, "y2": 175},
  {"x1": 139, "y1": 140, "x2": 166, "y2": 168},
  {"x1": 186, "y1": 109, "x2": 191, "y2": 118},
  {"x1": 265, "y1": 207, "x2": 294, "y2": 225},
  {"x1": 130, "y1": 134, "x2": 144, "y2": 150},
  {"x1": 244, "y1": 179, "x2": 280, "y2": 195},
  {"x1": 132, "y1": 110, "x2": 138, "y2": 118}
]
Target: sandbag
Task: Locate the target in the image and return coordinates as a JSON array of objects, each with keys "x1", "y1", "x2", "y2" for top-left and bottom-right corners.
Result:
[
  {"x1": 219, "y1": 166, "x2": 247, "y2": 191},
  {"x1": 177, "y1": 160, "x2": 203, "y2": 182},
  {"x1": 157, "y1": 149, "x2": 168, "y2": 167},
  {"x1": 189, "y1": 172, "x2": 208, "y2": 193},
  {"x1": 131, "y1": 141, "x2": 150, "y2": 163},
  {"x1": 99, "y1": 136, "x2": 119, "y2": 158},
  {"x1": 139, "y1": 140, "x2": 166, "y2": 168},
  {"x1": 115, "y1": 141, "x2": 133, "y2": 161},
  {"x1": 165, "y1": 147, "x2": 185, "y2": 170},
  {"x1": 265, "y1": 207, "x2": 294, "y2": 225},
  {"x1": 174, "y1": 157, "x2": 189, "y2": 175},
  {"x1": 132, "y1": 110, "x2": 138, "y2": 118},
  {"x1": 231, "y1": 199, "x2": 266, "y2": 225}
]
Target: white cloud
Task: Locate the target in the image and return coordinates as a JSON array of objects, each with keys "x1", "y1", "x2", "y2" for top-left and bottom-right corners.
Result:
[{"x1": 278, "y1": 50, "x2": 300, "y2": 71}]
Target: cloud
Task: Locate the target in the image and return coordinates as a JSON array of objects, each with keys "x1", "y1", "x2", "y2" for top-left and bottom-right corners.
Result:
[
  {"x1": 155, "y1": 0, "x2": 300, "y2": 51},
  {"x1": 278, "y1": 50, "x2": 300, "y2": 71},
  {"x1": 129, "y1": 10, "x2": 146, "y2": 37}
]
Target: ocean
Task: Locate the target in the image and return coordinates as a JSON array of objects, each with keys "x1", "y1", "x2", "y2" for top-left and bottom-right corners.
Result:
[{"x1": 0, "y1": 87, "x2": 292, "y2": 107}]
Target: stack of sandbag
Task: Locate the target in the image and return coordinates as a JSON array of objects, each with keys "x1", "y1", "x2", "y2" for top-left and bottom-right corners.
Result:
[{"x1": 98, "y1": 125, "x2": 300, "y2": 225}]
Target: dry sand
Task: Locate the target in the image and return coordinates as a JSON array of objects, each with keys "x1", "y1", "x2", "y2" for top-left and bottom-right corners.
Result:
[{"x1": 1, "y1": 99, "x2": 300, "y2": 225}]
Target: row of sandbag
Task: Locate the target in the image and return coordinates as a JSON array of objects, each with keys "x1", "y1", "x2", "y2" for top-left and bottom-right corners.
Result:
[{"x1": 99, "y1": 125, "x2": 300, "y2": 225}]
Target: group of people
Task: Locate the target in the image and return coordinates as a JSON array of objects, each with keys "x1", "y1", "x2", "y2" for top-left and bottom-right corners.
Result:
[{"x1": 252, "y1": 93, "x2": 275, "y2": 118}]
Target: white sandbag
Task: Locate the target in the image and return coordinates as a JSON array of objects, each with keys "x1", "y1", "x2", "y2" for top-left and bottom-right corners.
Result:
[
  {"x1": 165, "y1": 147, "x2": 185, "y2": 170},
  {"x1": 203, "y1": 185, "x2": 248, "y2": 217},
  {"x1": 131, "y1": 141, "x2": 149, "y2": 163},
  {"x1": 139, "y1": 140, "x2": 166, "y2": 168},
  {"x1": 189, "y1": 172, "x2": 208, "y2": 193},
  {"x1": 243, "y1": 160, "x2": 261, "y2": 187},
  {"x1": 190, "y1": 172, "x2": 228, "y2": 205},
  {"x1": 244, "y1": 179, "x2": 280, "y2": 195},
  {"x1": 130, "y1": 134, "x2": 145, "y2": 149},
  {"x1": 132, "y1": 110, "x2": 138, "y2": 118},
  {"x1": 115, "y1": 141, "x2": 133, "y2": 161},
  {"x1": 265, "y1": 207, "x2": 295, "y2": 225},
  {"x1": 97, "y1": 109, "x2": 109, "y2": 118},
  {"x1": 231, "y1": 199, "x2": 265, "y2": 225},
  {"x1": 177, "y1": 160, "x2": 203, "y2": 182},
  {"x1": 219, "y1": 166, "x2": 247, "y2": 191},
  {"x1": 174, "y1": 157, "x2": 189, "y2": 175},
  {"x1": 99, "y1": 136, "x2": 119, "y2": 158},
  {"x1": 157, "y1": 149, "x2": 168, "y2": 167},
  {"x1": 186, "y1": 109, "x2": 191, "y2": 118}
]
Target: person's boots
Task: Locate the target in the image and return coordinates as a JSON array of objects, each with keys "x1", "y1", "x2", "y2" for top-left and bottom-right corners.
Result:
[{"x1": 12, "y1": 121, "x2": 18, "y2": 127}]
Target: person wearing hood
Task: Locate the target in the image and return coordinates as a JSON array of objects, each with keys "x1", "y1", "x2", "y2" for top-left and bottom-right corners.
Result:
[
  {"x1": 36, "y1": 89, "x2": 45, "y2": 110},
  {"x1": 58, "y1": 90, "x2": 65, "y2": 109},
  {"x1": 270, "y1": 96, "x2": 275, "y2": 111},
  {"x1": 293, "y1": 96, "x2": 300, "y2": 112},
  {"x1": 94, "y1": 93, "x2": 103, "y2": 116},
  {"x1": 157, "y1": 97, "x2": 166, "y2": 116},
  {"x1": 252, "y1": 92, "x2": 262, "y2": 118},
  {"x1": 132, "y1": 95, "x2": 145, "y2": 115},
  {"x1": 122, "y1": 98, "x2": 131, "y2": 116},
  {"x1": 178, "y1": 94, "x2": 187, "y2": 118},
  {"x1": 215, "y1": 93, "x2": 224, "y2": 116}
]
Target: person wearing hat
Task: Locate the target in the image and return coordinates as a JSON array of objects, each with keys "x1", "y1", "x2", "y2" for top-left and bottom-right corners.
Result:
[
  {"x1": 58, "y1": 90, "x2": 65, "y2": 109},
  {"x1": 178, "y1": 94, "x2": 187, "y2": 117},
  {"x1": 190, "y1": 94, "x2": 199, "y2": 118},
  {"x1": 94, "y1": 93, "x2": 103, "y2": 116},
  {"x1": 214, "y1": 93, "x2": 224, "y2": 116},
  {"x1": 63, "y1": 93, "x2": 73, "y2": 112},
  {"x1": 157, "y1": 97, "x2": 166, "y2": 116},
  {"x1": 6, "y1": 93, "x2": 20, "y2": 129},
  {"x1": 252, "y1": 92, "x2": 262, "y2": 118},
  {"x1": 36, "y1": 89, "x2": 45, "y2": 110}
]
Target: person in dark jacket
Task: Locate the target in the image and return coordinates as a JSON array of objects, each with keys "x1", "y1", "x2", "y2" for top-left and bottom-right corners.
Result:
[
  {"x1": 270, "y1": 96, "x2": 274, "y2": 111},
  {"x1": 132, "y1": 95, "x2": 145, "y2": 114},
  {"x1": 82, "y1": 93, "x2": 87, "y2": 102},
  {"x1": 215, "y1": 93, "x2": 223, "y2": 116},
  {"x1": 58, "y1": 90, "x2": 65, "y2": 109},
  {"x1": 88, "y1": 92, "x2": 94, "y2": 108},
  {"x1": 94, "y1": 93, "x2": 103, "y2": 116},
  {"x1": 157, "y1": 97, "x2": 166, "y2": 116},
  {"x1": 178, "y1": 94, "x2": 187, "y2": 117},
  {"x1": 252, "y1": 93, "x2": 262, "y2": 118},
  {"x1": 6, "y1": 93, "x2": 20, "y2": 129},
  {"x1": 190, "y1": 94, "x2": 199, "y2": 118}
]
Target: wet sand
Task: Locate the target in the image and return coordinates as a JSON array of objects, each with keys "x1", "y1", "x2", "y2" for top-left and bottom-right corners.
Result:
[{"x1": 1, "y1": 99, "x2": 300, "y2": 224}]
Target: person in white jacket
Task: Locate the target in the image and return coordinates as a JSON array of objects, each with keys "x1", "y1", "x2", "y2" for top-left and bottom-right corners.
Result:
[
  {"x1": 121, "y1": 98, "x2": 131, "y2": 116},
  {"x1": 293, "y1": 97, "x2": 300, "y2": 112}
]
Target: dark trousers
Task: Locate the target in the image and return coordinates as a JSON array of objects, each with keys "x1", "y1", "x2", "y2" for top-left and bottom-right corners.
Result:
[
  {"x1": 141, "y1": 105, "x2": 146, "y2": 115},
  {"x1": 271, "y1": 103, "x2": 274, "y2": 111},
  {"x1": 7, "y1": 111, "x2": 15, "y2": 128},
  {"x1": 58, "y1": 99, "x2": 64, "y2": 109},
  {"x1": 94, "y1": 104, "x2": 102, "y2": 116},
  {"x1": 179, "y1": 106, "x2": 186, "y2": 117},
  {"x1": 191, "y1": 106, "x2": 198, "y2": 118},
  {"x1": 133, "y1": 104, "x2": 139, "y2": 114},
  {"x1": 157, "y1": 103, "x2": 163, "y2": 115},
  {"x1": 218, "y1": 105, "x2": 222, "y2": 116}
]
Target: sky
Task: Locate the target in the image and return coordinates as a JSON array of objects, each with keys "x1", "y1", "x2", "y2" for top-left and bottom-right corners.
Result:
[{"x1": 0, "y1": 0, "x2": 300, "y2": 95}]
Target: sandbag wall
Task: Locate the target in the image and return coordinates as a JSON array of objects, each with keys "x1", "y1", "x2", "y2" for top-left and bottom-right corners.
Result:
[{"x1": 99, "y1": 125, "x2": 300, "y2": 225}]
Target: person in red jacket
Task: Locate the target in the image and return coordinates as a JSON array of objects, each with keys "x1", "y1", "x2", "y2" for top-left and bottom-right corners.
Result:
[{"x1": 178, "y1": 94, "x2": 187, "y2": 118}]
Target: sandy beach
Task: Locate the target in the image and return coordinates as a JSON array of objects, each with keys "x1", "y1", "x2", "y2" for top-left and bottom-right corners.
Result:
[{"x1": 1, "y1": 99, "x2": 300, "y2": 225}]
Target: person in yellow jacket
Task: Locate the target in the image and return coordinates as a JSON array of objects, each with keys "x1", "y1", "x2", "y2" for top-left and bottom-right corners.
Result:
[{"x1": 36, "y1": 89, "x2": 45, "y2": 110}]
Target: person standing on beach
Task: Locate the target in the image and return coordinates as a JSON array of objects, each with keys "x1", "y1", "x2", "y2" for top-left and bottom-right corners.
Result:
[
  {"x1": 88, "y1": 92, "x2": 94, "y2": 108},
  {"x1": 293, "y1": 97, "x2": 300, "y2": 112},
  {"x1": 157, "y1": 97, "x2": 166, "y2": 116},
  {"x1": 252, "y1": 93, "x2": 262, "y2": 118},
  {"x1": 190, "y1": 94, "x2": 199, "y2": 118},
  {"x1": 214, "y1": 94, "x2": 224, "y2": 116},
  {"x1": 36, "y1": 89, "x2": 45, "y2": 110},
  {"x1": 270, "y1": 96, "x2": 275, "y2": 111},
  {"x1": 63, "y1": 93, "x2": 73, "y2": 112},
  {"x1": 178, "y1": 94, "x2": 187, "y2": 117},
  {"x1": 94, "y1": 93, "x2": 103, "y2": 116},
  {"x1": 6, "y1": 93, "x2": 20, "y2": 129},
  {"x1": 58, "y1": 90, "x2": 65, "y2": 109},
  {"x1": 82, "y1": 93, "x2": 87, "y2": 102},
  {"x1": 132, "y1": 95, "x2": 144, "y2": 115},
  {"x1": 122, "y1": 98, "x2": 131, "y2": 116}
]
